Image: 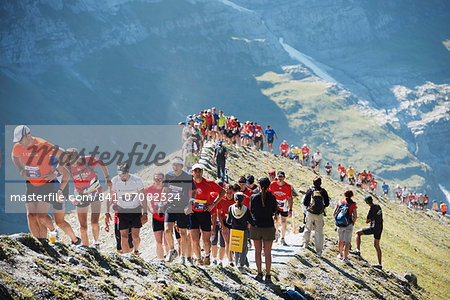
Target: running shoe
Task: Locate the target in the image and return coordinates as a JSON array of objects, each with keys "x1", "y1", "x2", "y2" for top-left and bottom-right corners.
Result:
[
  {"x1": 71, "y1": 237, "x2": 82, "y2": 246},
  {"x1": 255, "y1": 273, "x2": 264, "y2": 282},
  {"x1": 166, "y1": 249, "x2": 178, "y2": 262},
  {"x1": 350, "y1": 249, "x2": 361, "y2": 256}
]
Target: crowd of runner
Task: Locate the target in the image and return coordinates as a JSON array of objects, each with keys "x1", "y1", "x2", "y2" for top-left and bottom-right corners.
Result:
[{"x1": 10, "y1": 121, "x2": 446, "y2": 284}]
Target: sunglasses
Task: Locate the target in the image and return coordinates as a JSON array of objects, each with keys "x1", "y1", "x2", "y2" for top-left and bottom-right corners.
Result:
[
  {"x1": 154, "y1": 178, "x2": 163, "y2": 182},
  {"x1": 269, "y1": 176, "x2": 275, "y2": 179}
]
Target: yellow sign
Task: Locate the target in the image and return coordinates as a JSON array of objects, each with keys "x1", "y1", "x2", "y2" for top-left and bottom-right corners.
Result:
[{"x1": 230, "y1": 229, "x2": 245, "y2": 253}]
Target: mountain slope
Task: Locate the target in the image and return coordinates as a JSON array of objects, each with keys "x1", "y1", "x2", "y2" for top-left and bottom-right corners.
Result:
[{"x1": 1, "y1": 144, "x2": 449, "y2": 299}]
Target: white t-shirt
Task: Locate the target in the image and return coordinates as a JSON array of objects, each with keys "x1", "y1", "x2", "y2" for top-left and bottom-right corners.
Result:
[
  {"x1": 313, "y1": 153, "x2": 322, "y2": 162},
  {"x1": 112, "y1": 174, "x2": 145, "y2": 209}
]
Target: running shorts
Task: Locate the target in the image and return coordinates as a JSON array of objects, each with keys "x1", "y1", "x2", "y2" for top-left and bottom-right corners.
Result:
[
  {"x1": 118, "y1": 211, "x2": 142, "y2": 230},
  {"x1": 249, "y1": 226, "x2": 275, "y2": 241},
  {"x1": 165, "y1": 212, "x2": 190, "y2": 229},
  {"x1": 362, "y1": 227, "x2": 383, "y2": 240},
  {"x1": 190, "y1": 211, "x2": 212, "y2": 231}
]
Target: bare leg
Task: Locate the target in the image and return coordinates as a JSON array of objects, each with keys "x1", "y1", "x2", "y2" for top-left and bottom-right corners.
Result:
[
  {"x1": 164, "y1": 222, "x2": 175, "y2": 250},
  {"x1": 54, "y1": 210, "x2": 77, "y2": 243},
  {"x1": 181, "y1": 228, "x2": 190, "y2": 257},
  {"x1": 355, "y1": 230, "x2": 363, "y2": 250},
  {"x1": 120, "y1": 229, "x2": 131, "y2": 253},
  {"x1": 131, "y1": 228, "x2": 141, "y2": 251},
  {"x1": 26, "y1": 203, "x2": 41, "y2": 238},
  {"x1": 154, "y1": 230, "x2": 164, "y2": 258},
  {"x1": 374, "y1": 239, "x2": 382, "y2": 265},
  {"x1": 77, "y1": 206, "x2": 89, "y2": 246},
  {"x1": 253, "y1": 239, "x2": 262, "y2": 273},
  {"x1": 263, "y1": 240, "x2": 273, "y2": 275},
  {"x1": 343, "y1": 242, "x2": 350, "y2": 259},
  {"x1": 338, "y1": 240, "x2": 344, "y2": 256},
  {"x1": 201, "y1": 230, "x2": 211, "y2": 256},
  {"x1": 281, "y1": 216, "x2": 287, "y2": 239},
  {"x1": 91, "y1": 201, "x2": 101, "y2": 242},
  {"x1": 222, "y1": 227, "x2": 232, "y2": 262},
  {"x1": 190, "y1": 229, "x2": 201, "y2": 259}
]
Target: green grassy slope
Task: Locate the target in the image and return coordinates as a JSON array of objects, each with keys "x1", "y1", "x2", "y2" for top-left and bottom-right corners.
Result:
[
  {"x1": 254, "y1": 70, "x2": 430, "y2": 189},
  {"x1": 219, "y1": 144, "x2": 450, "y2": 299}
]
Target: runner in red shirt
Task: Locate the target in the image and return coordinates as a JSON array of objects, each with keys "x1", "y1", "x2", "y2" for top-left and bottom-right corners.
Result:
[
  {"x1": 145, "y1": 172, "x2": 167, "y2": 259},
  {"x1": 370, "y1": 179, "x2": 377, "y2": 193},
  {"x1": 190, "y1": 164, "x2": 225, "y2": 265},
  {"x1": 227, "y1": 117, "x2": 239, "y2": 146},
  {"x1": 269, "y1": 171, "x2": 293, "y2": 246},
  {"x1": 237, "y1": 176, "x2": 253, "y2": 208},
  {"x1": 205, "y1": 109, "x2": 214, "y2": 141},
  {"x1": 301, "y1": 144, "x2": 310, "y2": 167},
  {"x1": 254, "y1": 122, "x2": 264, "y2": 150},
  {"x1": 279, "y1": 140, "x2": 290, "y2": 158},
  {"x1": 65, "y1": 148, "x2": 112, "y2": 248},
  {"x1": 337, "y1": 164, "x2": 346, "y2": 182}
]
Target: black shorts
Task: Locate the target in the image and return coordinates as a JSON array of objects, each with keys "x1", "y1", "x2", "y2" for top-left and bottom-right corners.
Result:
[
  {"x1": 26, "y1": 180, "x2": 67, "y2": 210},
  {"x1": 255, "y1": 136, "x2": 262, "y2": 143},
  {"x1": 190, "y1": 211, "x2": 212, "y2": 231},
  {"x1": 362, "y1": 227, "x2": 382, "y2": 240},
  {"x1": 152, "y1": 217, "x2": 165, "y2": 232},
  {"x1": 218, "y1": 126, "x2": 225, "y2": 131},
  {"x1": 207, "y1": 124, "x2": 213, "y2": 131},
  {"x1": 210, "y1": 226, "x2": 225, "y2": 247},
  {"x1": 174, "y1": 227, "x2": 181, "y2": 239},
  {"x1": 268, "y1": 137, "x2": 274, "y2": 144},
  {"x1": 118, "y1": 211, "x2": 142, "y2": 231},
  {"x1": 276, "y1": 210, "x2": 289, "y2": 217},
  {"x1": 165, "y1": 212, "x2": 190, "y2": 229}
]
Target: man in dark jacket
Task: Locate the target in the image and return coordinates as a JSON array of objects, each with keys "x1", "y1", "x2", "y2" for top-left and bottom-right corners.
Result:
[
  {"x1": 301, "y1": 176, "x2": 329, "y2": 256},
  {"x1": 213, "y1": 141, "x2": 227, "y2": 181}
]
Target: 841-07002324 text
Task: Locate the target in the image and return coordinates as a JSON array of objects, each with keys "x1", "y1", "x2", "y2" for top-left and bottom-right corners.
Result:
[{"x1": 9, "y1": 192, "x2": 181, "y2": 203}]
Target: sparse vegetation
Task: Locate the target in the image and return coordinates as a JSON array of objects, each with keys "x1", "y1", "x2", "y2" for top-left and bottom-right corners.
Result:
[{"x1": 0, "y1": 146, "x2": 448, "y2": 299}]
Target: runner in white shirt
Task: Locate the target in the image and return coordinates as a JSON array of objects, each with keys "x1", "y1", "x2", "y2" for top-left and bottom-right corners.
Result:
[
  {"x1": 106, "y1": 162, "x2": 148, "y2": 255},
  {"x1": 313, "y1": 151, "x2": 323, "y2": 173},
  {"x1": 401, "y1": 187, "x2": 409, "y2": 206}
]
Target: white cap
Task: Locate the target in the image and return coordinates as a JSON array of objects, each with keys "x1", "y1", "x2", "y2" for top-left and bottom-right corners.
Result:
[
  {"x1": 171, "y1": 157, "x2": 184, "y2": 165},
  {"x1": 191, "y1": 163, "x2": 204, "y2": 170},
  {"x1": 13, "y1": 125, "x2": 30, "y2": 142}
]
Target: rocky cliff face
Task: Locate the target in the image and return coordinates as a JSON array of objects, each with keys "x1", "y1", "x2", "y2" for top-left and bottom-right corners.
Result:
[{"x1": 0, "y1": 0, "x2": 449, "y2": 200}]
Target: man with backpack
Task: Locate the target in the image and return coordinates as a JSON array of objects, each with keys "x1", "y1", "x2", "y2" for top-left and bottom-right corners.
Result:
[
  {"x1": 301, "y1": 176, "x2": 330, "y2": 256},
  {"x1": 213, "y1": 141, "x2": 227, "y2": 181}
]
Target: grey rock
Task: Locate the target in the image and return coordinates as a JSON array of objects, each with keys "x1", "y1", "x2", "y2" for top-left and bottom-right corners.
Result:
[{"x1": 404, "y1": 272, "x2": 418, "y2": 286}]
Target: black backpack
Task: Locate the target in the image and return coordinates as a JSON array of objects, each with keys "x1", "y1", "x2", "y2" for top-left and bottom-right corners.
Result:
[{"x1": 307, "y1": 187, "x2": 325, "y2": 215}]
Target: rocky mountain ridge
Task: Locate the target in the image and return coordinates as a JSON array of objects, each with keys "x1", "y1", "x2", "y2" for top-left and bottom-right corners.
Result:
[{"x1": 2, "y1": 143, "x2": 449, "y2": 299}]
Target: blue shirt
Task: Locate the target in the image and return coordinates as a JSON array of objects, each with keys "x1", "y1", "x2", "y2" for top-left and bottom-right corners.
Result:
[
  {"x1": 264, "y1": 128, "x2": 276, "y2": 139},
  {"x1": 382, "y1": 184, "x2": 389, "y2": 192}
]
